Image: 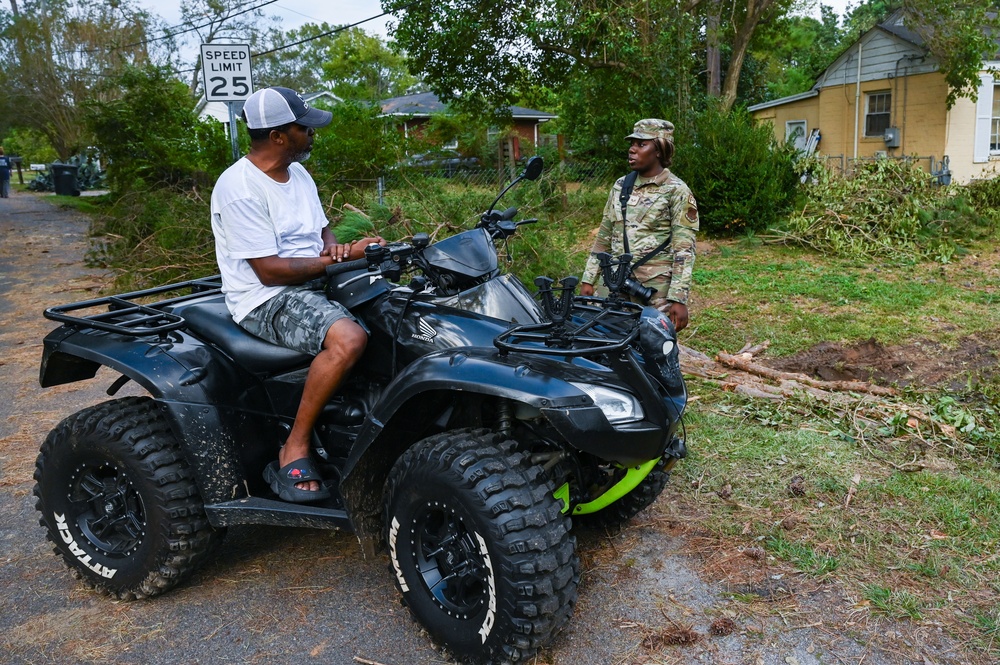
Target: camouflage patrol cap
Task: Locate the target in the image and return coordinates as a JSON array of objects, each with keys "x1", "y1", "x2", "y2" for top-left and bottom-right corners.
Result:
[{"x1": 625, "y1": 118, "x2": 675, "y2": 143}]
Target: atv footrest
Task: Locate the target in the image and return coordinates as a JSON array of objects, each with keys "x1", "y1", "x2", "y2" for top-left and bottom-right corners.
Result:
[{"x1": 205, "y1": 496, "x2": 353, "y2": 530}]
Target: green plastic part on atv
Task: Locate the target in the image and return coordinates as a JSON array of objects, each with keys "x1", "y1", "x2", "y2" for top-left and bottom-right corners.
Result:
[{"x1": 556, "y1": 457, "x2": 660, "y2": 515}]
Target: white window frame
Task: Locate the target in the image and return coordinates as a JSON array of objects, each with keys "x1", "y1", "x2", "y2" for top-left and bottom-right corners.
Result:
[
  {"x1": 785, "y1": 120, "x2": 807, "y2": 152},
  {"x1": 864, "y1": 91, "x2": 892, "y2": 138},
  {"x1": 991, "y1": 83, "x2": 1000, "y2": 153},
  {"x1": 974, "y1": 73, "x2": 995, "y2": 162}
]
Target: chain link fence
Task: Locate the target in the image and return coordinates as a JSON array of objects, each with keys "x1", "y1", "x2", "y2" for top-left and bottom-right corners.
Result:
[{"x1": 816, "y1": 154, "x2": 950, "y2": 183}]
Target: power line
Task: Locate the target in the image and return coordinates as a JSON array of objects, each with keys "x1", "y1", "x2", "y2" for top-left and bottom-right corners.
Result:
[
  {"x1": 251, "y1": 6, "x2": 406, "y2": 58},
  {"x1": 174, "y1": 5, "x2": 410, "y2": 75},
  {"x1": 58, "y1": 0, "x2": 279, "y2": 57}
]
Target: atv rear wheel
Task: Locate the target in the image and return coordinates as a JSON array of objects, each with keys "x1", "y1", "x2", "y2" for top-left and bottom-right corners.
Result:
[
  {"x1": 576, "y1": 457, "x2": 671, "y2": 531},
  {"x1": 34, "y1": 396, "x2": 222, "y2": 599},
  {"x1": 384, "y1": 428, "x2": 578, "y2": 664}
]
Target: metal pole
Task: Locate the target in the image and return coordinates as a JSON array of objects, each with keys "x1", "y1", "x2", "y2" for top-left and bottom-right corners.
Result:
[
  {"x1": 227, "y1": 101, "x2": 241, "y2": 164},
  {"x1": 377, "y1": 176, "x2": 384, "y2": 207},
  {"x1": 853, "y1": 39, "x2": 863, "y2": 165}
]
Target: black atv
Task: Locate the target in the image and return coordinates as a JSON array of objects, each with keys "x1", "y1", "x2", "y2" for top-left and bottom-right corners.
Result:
[{"x1": 34, "y1": 156, "x2": 687, "y2": 664}]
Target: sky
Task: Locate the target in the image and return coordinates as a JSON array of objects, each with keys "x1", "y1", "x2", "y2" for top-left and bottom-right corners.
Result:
[
  {"x1": 135, "y1": 0, "x2": 393, "y2": 39},
  {"x1": 135, "y1": 0, "x2": 856, "y2": 43}
]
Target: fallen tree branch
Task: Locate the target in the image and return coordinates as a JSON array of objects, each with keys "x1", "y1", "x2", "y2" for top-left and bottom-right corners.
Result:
[{"x1": 715, "y1": 351, "x2": 898, "y2": 397}]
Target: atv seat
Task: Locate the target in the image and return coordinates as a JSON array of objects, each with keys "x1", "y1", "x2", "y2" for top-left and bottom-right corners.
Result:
[{"x1": 176, "y1": 296, "x2": 313, "y2": 376}]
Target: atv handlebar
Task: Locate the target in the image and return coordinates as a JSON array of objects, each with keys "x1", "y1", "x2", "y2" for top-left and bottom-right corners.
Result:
[{"x1": 325, "y1": 258, "x2": 370, "y2": 276}]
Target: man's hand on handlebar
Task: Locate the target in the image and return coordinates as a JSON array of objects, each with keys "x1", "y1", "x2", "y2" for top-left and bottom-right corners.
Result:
[
  {"x1": 579, "y1": 282, "x2": 595, "y2": 297},
  {"x1": 322, "y1": 236, "x2": 386, "y2": 262}
]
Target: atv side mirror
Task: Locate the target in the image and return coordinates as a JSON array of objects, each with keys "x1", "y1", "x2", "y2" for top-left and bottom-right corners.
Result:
[{"x1": 521, "y1": 156, "x2": 544, "y2": 181}]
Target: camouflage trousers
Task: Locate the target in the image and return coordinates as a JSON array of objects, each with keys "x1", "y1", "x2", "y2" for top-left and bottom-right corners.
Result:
[{"x1": 239, "y1": 283, "x2": 363, "y2": 356}]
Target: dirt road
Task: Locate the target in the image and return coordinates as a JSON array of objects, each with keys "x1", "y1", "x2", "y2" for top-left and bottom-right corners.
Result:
[{"x1": 0, "y1": 192, "x2": 969, "y2": 665}]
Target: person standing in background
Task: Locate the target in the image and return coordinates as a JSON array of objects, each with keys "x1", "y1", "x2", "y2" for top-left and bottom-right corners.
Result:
[
  {"x1": 580, "y1": 119, "x2": 699, "y2": 331},
  {"x1": 0, "y1": 147, "x2": 11, "y2": 198}
]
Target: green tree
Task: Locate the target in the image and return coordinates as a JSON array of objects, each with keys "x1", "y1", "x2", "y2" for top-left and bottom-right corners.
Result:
[
  {"x1": 0, "y1": 127, "x2": 59, "y2": 165},
  {"x1": 751, "y1": 5, "x2": 845, "y2": 99},
  {"x1": 321, "y1": 28, "x2": 417, "y2": 101},
  {"x1": 842, "y1": 0, "x2": 895, "y2": 38},
  {"x1": 0, "y1": 0, "x2": 155, "y2": 159},
  {"x1": 387, "y1": 0, "x2": 706, "y2": 159},
  {"x1": 252, "y1": 22, "x2": 341, "y2": 91},
  {"x1": 387, "y1": 0, "x2": 799, "y2": 120},
  {"x1": 308, "y1": 101, "x2": 404, "y2": 186},
  {"x1": 86, "y1": 65, "x2": 229, "y2": 193}
]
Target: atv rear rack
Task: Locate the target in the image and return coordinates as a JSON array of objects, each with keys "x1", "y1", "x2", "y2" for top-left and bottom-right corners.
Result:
[{"x1": 44, "y1": 276, "x2": 223, "y2": 336}]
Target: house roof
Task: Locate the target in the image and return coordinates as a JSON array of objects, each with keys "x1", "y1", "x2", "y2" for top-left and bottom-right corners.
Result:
[
  {"x1": 747, "y1": 89, "x2": 819, "y2": 113},
  {"x1": 748, "y1": 9, "x2": 935, "y2": 113},
  {"x1": 379, "y1": 91, "x2": 557, "y2": 120},
  {"x1": 875, "y1": 8, "x2": 926, "y2": 48}
]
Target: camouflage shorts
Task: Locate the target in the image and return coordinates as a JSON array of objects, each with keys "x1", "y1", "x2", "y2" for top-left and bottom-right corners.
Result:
[{"x1": 239, "y1": 284, "x2": 363, "y2": 356}]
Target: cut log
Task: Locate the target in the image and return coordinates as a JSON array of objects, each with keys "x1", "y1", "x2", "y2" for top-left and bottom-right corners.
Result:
[{"x1": 716, "y1": 351, "x2": 897, "y2": 397}]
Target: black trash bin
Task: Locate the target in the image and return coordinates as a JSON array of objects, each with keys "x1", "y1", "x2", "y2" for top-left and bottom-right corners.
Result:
[{"x1": 50, "y1": 163, "x2": 80, "y2": 196}]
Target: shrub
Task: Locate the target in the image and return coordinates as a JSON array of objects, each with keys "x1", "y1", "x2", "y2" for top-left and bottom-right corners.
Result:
[
  {"x1": 674, "y1": 105, "x2": 799, "y2": 236},
  {"x1": 309, "y1": 100, "x2": 404, "y2": 203},
  {"x1": 88, "y1": 187, "x2": 216, "y2": 288},
  {"x1": 965, "y1": 174, "x2": 1000, "y2": 224},
  {"x1": 85, "y1": 65, "x2": 230, "y2": 194}
]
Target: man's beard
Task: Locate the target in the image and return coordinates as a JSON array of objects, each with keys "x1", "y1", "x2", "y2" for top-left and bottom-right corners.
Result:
[{"x1": 292, "y1": 149, "x2": 311, "y2": 163}]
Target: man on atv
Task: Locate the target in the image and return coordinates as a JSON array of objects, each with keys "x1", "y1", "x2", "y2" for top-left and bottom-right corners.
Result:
[{"x1": 210, "y1": 86, "x2": 383, "y2": 502}]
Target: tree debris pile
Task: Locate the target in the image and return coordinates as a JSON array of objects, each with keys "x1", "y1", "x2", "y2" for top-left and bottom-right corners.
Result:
[{"x1": 680, "y1": 340, "x2": 962, "y2": 463}]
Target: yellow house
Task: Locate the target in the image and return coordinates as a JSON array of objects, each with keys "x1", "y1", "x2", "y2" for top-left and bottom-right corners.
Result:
[{"x1": 749, "y1": 9, "x2": 1000, "y2": 183}]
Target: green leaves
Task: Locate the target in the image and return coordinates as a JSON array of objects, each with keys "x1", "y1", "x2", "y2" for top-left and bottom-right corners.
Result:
[
  {"x1": 674, "y1": 105, "x2": 799, "y2": 236},
  {"x1": 774, "y1": 158, "x2": 998, "y2": 260},
  {"x1": 84, "y1": 65, "x2": 231, "y2": 193},
  {"x1": 902, "y1": 0, "x2": 1000, "y2": 108},
  {"x1": 319, "y1": 27, "x2": 416, "y2": 102}
]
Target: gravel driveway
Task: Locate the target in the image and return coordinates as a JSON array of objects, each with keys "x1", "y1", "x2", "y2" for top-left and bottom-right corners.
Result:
[{"x1": 0, "y1": 191, "x2": 968, "y2": 665}]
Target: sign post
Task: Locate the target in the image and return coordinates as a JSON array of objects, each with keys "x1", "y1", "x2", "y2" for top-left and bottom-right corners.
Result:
[{"x1": 200, "y1": 43, "x2": 253, "y2": 164}]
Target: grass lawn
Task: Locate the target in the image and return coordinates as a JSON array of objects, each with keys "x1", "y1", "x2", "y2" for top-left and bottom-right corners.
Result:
[{"x1": 673, "y1": 237, "x2": 1000, "y2": 658}]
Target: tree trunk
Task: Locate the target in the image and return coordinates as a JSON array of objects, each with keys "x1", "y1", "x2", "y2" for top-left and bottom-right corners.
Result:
[
  {"x1": 720, "y1": 0, "x2": 777, "y2": 111},
  {"x1": 9, "y1": 0, "x2": 18, "y2": 16},
  {"x1": 706, "y1": 0, "x2": 721, "y2": 97}
]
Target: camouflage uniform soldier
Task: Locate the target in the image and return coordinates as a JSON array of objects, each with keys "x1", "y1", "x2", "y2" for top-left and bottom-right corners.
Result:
[{"x1": 580, "y1": 118, "x2": 699, "y2": 331}]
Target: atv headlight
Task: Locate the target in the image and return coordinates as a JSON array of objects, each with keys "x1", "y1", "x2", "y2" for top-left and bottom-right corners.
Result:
[{"x1": 570, "y1": 383, "x2": 644, "y2": 424}]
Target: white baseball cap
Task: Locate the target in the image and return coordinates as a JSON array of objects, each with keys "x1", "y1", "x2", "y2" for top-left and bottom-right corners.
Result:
[{"x1": 241, "y1": 87, "x2": 332, "y2": 130}]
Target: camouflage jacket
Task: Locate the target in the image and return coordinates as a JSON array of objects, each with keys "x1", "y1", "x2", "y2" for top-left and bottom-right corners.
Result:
[{"x1": 581, "y1": 169, "x2": 699, "y2": 306}]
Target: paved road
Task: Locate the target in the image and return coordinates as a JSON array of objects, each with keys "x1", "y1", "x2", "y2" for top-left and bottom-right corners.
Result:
[{"x1": 0, "y1": 191, "x2": 965, "y2": 665}]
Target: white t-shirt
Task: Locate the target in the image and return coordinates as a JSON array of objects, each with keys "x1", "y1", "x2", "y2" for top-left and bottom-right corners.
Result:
[{"x1": 211, "y1": 158, "x2": 329, "y2": 322}]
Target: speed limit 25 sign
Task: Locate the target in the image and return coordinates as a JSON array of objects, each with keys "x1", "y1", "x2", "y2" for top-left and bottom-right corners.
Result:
[{"x1": 200, "y1": 44, "x2": 253, "y2": 102}]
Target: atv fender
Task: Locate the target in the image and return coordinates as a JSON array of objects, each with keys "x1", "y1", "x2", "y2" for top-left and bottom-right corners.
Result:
[
  {"x1": 339, "y1": 347, "x2": 663, "y2": 555},
  {"x1": 40, "y1": 326, "x2": 273, "y2": 504}
]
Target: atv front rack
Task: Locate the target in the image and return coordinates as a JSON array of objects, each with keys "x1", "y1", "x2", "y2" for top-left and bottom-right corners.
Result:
[
  {"x1": 44, "y1": 276, "x2": 223, "y2": 336},
  {"x1": 494, "y1": 298, "x2": 642, "y2": 358}
]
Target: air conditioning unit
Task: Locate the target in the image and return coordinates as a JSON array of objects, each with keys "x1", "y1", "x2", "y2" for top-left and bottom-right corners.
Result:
[
  {"x1": 873, "y1": 150, "x2": 888, "y2": 159},
  {"x1": 884, "y1": 127, "x2": 901, "y2": 148}
]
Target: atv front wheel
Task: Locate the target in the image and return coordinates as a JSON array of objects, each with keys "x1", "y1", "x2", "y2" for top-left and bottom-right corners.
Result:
[
  {"x1": 34, "y1": 397, "x2": 222, "y2": 599},
  {"x1": 384, "y1": 428, "x2": 578, "y2": 664}
]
